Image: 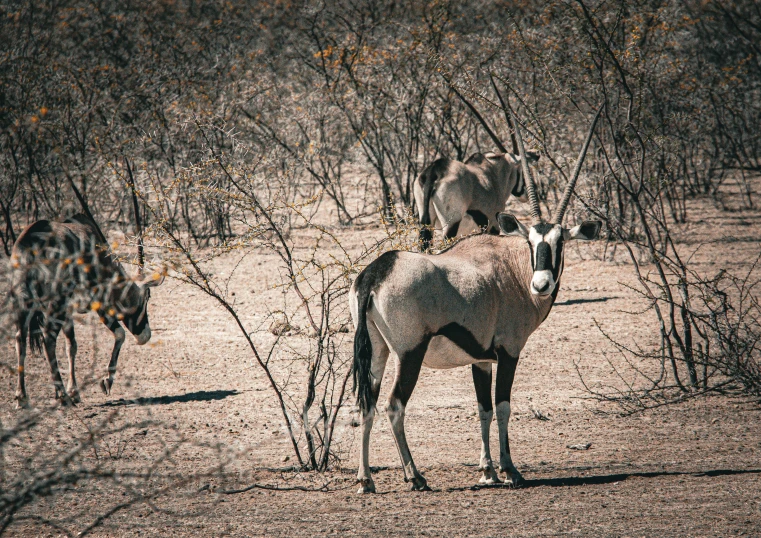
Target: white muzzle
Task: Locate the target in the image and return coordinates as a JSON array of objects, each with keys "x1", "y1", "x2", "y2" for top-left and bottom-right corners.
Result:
[
  {"x1": 135, "y1": 326, "x2": 152, "y2": 345},
  {"x1": 531, "y1": 270, "x2": 555, "y2": 296}
]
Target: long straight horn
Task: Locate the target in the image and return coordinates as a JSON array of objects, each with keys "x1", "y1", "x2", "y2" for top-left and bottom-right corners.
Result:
[
  {"x1": 489, "y1": 74, "x2": 519, "y2": 155},
  {"x1": 450, "y1": 84, "x2": 508, "y2": 154},
  {"x1": 554, "y1": 104, "x2": 605, "y2": 225},
  {"x1": 507, "y1": 103, "x2": 542, "y2": 223}
]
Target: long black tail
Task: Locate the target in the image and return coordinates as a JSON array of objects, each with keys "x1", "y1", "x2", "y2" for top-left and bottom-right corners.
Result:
[
  {"x1": 352, "y1": 279, "x2": 375, "y2": 414},
  {"x1": 418, "y1": 165, "x2": 438, "y2": 252},
  {"x1": 28, "y1": 311, "x2": 45, "y2": 355}
]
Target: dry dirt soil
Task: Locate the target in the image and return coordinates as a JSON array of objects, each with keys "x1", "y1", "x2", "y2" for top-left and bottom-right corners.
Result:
[{"x1": 2, "y1": 182, "x2": 760, "y2": 537}]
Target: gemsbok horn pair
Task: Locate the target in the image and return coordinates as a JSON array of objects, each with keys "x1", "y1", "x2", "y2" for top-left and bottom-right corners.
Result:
[
  {"x1": 10, "y1": 213, "x2": 164, "y2": 408},
  {"x1": 350, "y1": 104, "x2": 604, "y2": 493}
]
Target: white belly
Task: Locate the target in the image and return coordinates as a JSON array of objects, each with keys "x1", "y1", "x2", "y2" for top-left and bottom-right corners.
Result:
[{"x1": 422, "y1": 335, "x2": 497, "y2": 369}]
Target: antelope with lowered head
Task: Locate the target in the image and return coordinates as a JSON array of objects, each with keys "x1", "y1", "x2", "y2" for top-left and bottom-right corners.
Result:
[
  {"x1": 10, "y1": 214, "x2": 164, "y2": 408},
  {"x1": 350, "y1": 106, "x2": 603, "y2": 493}
]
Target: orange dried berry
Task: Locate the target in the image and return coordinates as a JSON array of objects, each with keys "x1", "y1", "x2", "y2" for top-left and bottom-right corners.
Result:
[
  {"x1": 108, "y1": 308, "x2": 116, "y2": 316},
  {"x1": 76, "y1": 258, "x2": 85, "y2": 265},
  {"x1": 83, "y1": 265, "x2": 91, "y2": 273},
  {"x1": 117, "y1": 313, "x2": 125, "y2": 320},
  {"x1": 40, "y1": 107, "x2": 49, "y2": 116},
  {"x1": 62, "y1": 258, "x2": 72, "y2": 266},
  {"x1": 90, "y1": 301, "x2": 102, "y2": 311}
]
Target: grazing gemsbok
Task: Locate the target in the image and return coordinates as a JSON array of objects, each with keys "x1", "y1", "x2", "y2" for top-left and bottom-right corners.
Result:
[
  {"x1": 413, "y1": 149, "x2": 538, "y2": 251},
  {"x1": 350, "y1": 106, "x2": 603, "y2": 493},
  {"x1": 10, "y1": 214, "x2": 164, "y2": 408}
]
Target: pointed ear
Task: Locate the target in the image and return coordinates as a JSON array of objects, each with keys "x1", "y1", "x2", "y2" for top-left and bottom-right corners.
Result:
[
  {"x1": 564, "y1": 220, "x2": 602, "y2": 241},
  {"x1": 497, "y1": 213, "x2": 529, "y2": 238}
]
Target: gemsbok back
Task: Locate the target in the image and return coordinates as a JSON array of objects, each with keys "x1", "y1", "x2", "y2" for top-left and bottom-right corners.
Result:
[
  {"x1": 10, "y1": 214, "x2": 164, "y2": 408},
  {"x1": 350, "y1": 106, "x2": 603, "y2": 493}
]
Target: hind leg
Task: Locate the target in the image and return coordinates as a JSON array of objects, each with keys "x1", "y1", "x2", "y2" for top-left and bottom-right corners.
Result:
[
  {"x1": 15, "y1": 316, "x2": 29, "y2": 409},
  {"x1": 62, "y1": 319, "x2": 80, "y2": 404},
  {"x1": 386, "y1": 344, "x2": 429, "y2": 491},
  {"x1": 42, "y1": 320, "x2": 73, "y2": 406},
  {"x1": 357, "y1": 322, "x2": 390, "y2": 494}
]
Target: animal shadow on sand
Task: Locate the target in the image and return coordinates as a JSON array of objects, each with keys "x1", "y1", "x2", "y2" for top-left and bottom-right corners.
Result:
[
  {"x1": 554, "y1": 296, "x2": 617, "y2": 306},
  {"x1": 98, "y1": 389, "x2": 240, "y2": 407},
  {"x1": 447, "y1": 467, "x2": 761, "y2": 492}
]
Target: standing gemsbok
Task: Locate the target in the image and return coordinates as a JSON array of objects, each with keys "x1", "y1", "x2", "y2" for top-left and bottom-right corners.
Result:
[
  {"x1": 413, "y1": 149, "x2": 537, "y2": 251},
  {"x1": 10, "y1": 214, "x2": 164, "y2": 408},
  {"x1": 350, "y1": 106, "x2": 603, "y2": 493}
]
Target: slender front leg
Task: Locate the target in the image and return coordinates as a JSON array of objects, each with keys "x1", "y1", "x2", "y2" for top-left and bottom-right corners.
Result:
[
  {"x1": 100, "y1": 319, "x2": 125, "y2": 395},
  {"x1": 495, "y1": 348, "x2": 522, "y2": 487},
  {"x1": 387, "y1": 345, "x2": 429, "y2": 491},
  {"x1": 62, "y1": 319, "x2": 80, "y2": 404},
  {"x1": 42, "y1": 320, "x2": 73, "y2": 406},
  {"x1": 357, "y1": 326, "x2": 389, "y2": 494},
  {"x1": 472, "y1": 362, "x2": 500, "y2": 484},
  {"x1": 15, "y1": 317, "x2": 29, "y2": 409}
]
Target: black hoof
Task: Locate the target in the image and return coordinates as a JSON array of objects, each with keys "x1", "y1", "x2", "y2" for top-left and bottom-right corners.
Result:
[
  {"x1": 357, "y1": 478, "x2": 376, "y2": 494},
  {"x1": 410, "y1": 477, "x2": 431, "y2": 492}
]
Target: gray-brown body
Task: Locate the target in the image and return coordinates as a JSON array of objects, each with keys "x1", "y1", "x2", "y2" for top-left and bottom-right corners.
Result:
[
  {"x1": 355, "y1": 235, "x2": 549, "y2": 363},
  {"x1": 350, "y1": 214, "x2": 600, "y2": 492}
]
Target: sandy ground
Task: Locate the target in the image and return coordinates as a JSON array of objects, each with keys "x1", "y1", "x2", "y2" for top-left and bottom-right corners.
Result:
[{"x1": 1, "y1": 180, "x2": 760, "y2": 537}]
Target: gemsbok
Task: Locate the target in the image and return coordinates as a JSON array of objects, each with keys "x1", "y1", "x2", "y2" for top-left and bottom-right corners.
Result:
[
  {"x1": 10, "y1": 214, "x2": 164, "y2": 408},
  {"x1": 413, "y1": 149, "x2": 538, "y2": 251},
  {"x1": 350, "y1": 106, "x2": 603, "y2": 493}
]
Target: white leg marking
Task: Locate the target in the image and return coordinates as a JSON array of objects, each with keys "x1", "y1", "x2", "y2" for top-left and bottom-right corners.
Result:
[
  {"x1": 478, "y1": 404, "x2": 500, "y2": 484},
  {"x1": 496, "y1": 401, "x2": 523, "y2": 486}
]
